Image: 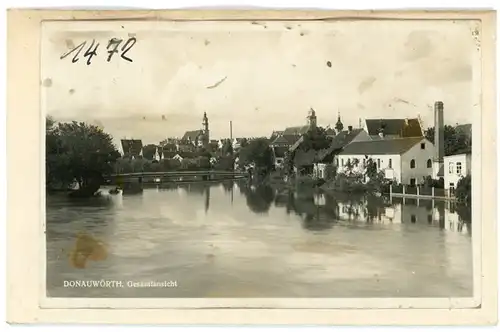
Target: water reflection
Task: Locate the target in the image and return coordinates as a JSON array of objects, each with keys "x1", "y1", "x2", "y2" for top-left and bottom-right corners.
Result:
[{"x1": 46, "y1": 179, "x2": 472, "y2": 298}]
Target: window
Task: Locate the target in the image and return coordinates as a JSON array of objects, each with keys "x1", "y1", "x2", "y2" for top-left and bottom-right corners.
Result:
[
  {"x1": 456, "y1": 162, "x2": 462, "y2": 175},
  {"x1": 427, "y1": 159, "x2": 432, "y2": 168},
  {"x1": 335, "y1": 158, "x2": 339, "y2": 166},
  {"x1": 449, "y1": 162, "x2": 454, "y2": 174},
  {"x1": 388, "y1": 159, "x2": 392, "y2": 168},
  {"x1": 377, "y1": 158, "x2": 381, "y2": 169},
  {"x1": 410, "y1": 178, "x2": 416, "y2": 186},
  {"x1": 341, "y1": 158, "x2": 344, "y2": 166},
  {"x1": 410, "y1": 159, "x2": 416, "y2": 169},
  {"x1": 421, "y1": 143, "x2": 426, "y2": 149}
]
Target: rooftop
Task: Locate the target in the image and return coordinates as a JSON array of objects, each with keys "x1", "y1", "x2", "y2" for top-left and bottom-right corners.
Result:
[
  {"x1": 182, "y1": 130, "x2": 204, "y2": 141},
  {"x1": 365, "y1": 118, "x2": 423, "y2": 138},
  {"x1": 339, "y1": 137, "x2": 425, "y2": 155},
  {"x1": 283, "y1": 125, "x2": 310, "y2": 136}
]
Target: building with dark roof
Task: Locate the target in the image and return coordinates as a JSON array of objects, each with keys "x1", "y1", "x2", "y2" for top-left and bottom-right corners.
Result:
[
  {"x1": 121, "y1": 139, "x2": 143, "y2": 158},
  {"x1": 269, "y1": 109, "x2": 320, "y2": 150},
  {"x1": 181, "y1": 112, "x2": 210, "y2": 148},
  {"x1": 337, "y1": 137, "x2": 435, "y2": 185},
  {"x1": 364, "y1": 118, "x2": 423, "y2": 140}
]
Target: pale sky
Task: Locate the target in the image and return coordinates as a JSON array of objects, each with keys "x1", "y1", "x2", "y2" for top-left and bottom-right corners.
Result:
[{"x1": 41, "y1": 20, "x2": 480, "y2": 147}]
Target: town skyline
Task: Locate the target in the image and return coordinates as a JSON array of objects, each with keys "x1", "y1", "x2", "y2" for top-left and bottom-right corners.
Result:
[
  {"x1": 49, "y1": 107, "x2": 471, "y2": 148},
  {"x1": 42, "y1": 19, "x2": 478, "y2": 147}
]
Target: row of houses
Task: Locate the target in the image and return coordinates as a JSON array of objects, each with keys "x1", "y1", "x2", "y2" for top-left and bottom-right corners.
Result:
[{"x1": 269, "y1": 102, "x2": 472, "y2": 190}]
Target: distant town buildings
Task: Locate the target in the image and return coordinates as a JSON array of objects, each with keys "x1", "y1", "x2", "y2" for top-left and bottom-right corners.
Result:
[
  {"x1": 116, "y1": 100, "x2": 470, "y2": 190},
  {"x1": 181, "y1": 112, "x2": 210, "y2": 148}
]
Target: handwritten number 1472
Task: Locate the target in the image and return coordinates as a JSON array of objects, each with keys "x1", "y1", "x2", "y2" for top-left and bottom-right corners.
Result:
[{"x1": 60, "y1": 37, "x2": 137, "y2": 65}]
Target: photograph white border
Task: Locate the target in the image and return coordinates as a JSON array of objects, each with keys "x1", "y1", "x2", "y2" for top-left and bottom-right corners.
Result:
[{"x1": 6, "y1": 9, "x2": 497, "y2": 325}]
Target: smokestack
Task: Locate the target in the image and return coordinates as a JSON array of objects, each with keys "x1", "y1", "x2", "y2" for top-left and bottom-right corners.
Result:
[
  {"x1": 434, "y1": 101, "x2": 444, "y2": 162},
  {"x1": 230, "y1": 121, "x2": 233, "y2": 140},
  {"x1": 433, "y1": 101, "x2": 444, "y2": 178}
]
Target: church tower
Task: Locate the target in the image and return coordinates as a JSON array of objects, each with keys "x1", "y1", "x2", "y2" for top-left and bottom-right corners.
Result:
[
  {"x1": 202, "y1": 112, "x2": 210, "y2": 147},
  {"x1": 335, "y1": 112, "x2": 344, "y2": 132},
  {"x1": 307, "y1": 108, "x2": 317, "y2": 129}
]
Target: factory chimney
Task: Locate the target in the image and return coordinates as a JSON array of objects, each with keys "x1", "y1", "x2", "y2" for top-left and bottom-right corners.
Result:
[{"x1": 433, "y1": 101, "x2": 445, "y2": 179}]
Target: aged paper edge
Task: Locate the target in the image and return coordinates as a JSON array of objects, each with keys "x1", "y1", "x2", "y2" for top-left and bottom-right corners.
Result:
[{"x1": 6, "y1": 9, "x2": 497, "y2": 325}]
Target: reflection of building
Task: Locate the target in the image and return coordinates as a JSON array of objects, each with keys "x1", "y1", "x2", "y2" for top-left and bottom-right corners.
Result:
[
  {"x1": 337, "y1": 136, "x2": 435, "y2": 185},
  {"x1": 443, "y1": 152, "x2": 471, "y2": 191}
]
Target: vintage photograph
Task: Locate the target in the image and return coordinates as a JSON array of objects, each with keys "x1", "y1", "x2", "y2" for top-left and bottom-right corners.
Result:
[{"x1": 42, "y1": 19, "x2": 477, "y2": 300}]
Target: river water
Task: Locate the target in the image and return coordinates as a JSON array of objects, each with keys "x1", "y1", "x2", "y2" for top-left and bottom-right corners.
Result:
[{"x1": 46, "y1": 180, "x2": 472, "y2": 298}]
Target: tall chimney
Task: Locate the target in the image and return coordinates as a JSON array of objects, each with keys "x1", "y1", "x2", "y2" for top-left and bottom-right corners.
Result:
[{"x1": 433, "y1": 101, "x2": 444, "y2": 178}]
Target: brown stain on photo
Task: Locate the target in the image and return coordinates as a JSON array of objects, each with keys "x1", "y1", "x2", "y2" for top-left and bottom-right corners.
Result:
[{"x1": 69, "y1": 233, "x2": 108, "y2": 269}]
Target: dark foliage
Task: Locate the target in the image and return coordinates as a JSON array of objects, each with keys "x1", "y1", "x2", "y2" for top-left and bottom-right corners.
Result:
[
  {"x1": 299, "y1": 126, "x2": 333, "y2": 152},
  {"x1": 239, "y1": 138, "x2": 274, "y2": 172},
  {"x1": 455, "y1": 174, "x2": 471, "y2": 205},
  {"x1": 424, "y1": 125, "x2": 471, "y2": 156},
  {"x1": 46, "y1": 117, "x2": 120, "y2": 195}
]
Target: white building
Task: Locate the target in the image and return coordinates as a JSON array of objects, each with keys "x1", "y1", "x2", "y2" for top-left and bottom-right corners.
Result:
[
  {"x1": 336, "y1": 137, "x2": 435, "y2": 185},
  {"x1": 443, "y1": 152, "x2": 472, "y2": 191}
]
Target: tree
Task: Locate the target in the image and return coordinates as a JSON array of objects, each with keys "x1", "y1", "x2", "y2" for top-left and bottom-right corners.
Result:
[
  {"x1": 142, "y1": 144, "x2": 157, "y2": 160},
  {"x1": 222, "y1": 139, "x2": 233, "y2": 156},
  {"x1": 424, "y1": 125, "x2": 471, "y2": 156},
  {"x1": 46, "y1": 117, "x2": 74, "y2": 189},
  {"x1": 455, "y1": 174, "x2": 471, "y2": 205},
  {"x1": 240, "y1": 138, "x2": 249, "y2": 148},
  {"x1": 46, "y1": 119, "x2": 120, "y2": 194},
  {"x1": 238, "y1": 138, "x2": 273, "y2": 171},
  {"x1": 365, "y1": 158, "x2": 378, "y2": 179},
  {"x1": 197, "y1": 147, "x2": 212, "y2": 159},
  {"x1": 299, "y1": 126, "x2": 332, "y2": 151},
  {"x1": 324, "y1": 164, "x2": 337, "y2": 180}
]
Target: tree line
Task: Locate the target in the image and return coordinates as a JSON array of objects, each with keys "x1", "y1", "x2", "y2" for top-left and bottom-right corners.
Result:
[{"x1": 46, "y1": 117, "x2": 120, "y2": 195}]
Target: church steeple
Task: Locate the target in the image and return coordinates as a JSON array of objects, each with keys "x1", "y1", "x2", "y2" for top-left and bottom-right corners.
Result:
[
  {"x1": 335, "y1": 112, "x2": 344, "y2": 132},
  {"x1": 307, "y1": 108, "x2": 317, "y2": 129},
  {"x1": 202, "y1": 112, "x2": 210, "y2": 147}
]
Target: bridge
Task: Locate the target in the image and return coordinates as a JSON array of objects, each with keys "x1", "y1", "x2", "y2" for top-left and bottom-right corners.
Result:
[{"x1": 105, "y1": 170, "x2": 249, "y2": 185}]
